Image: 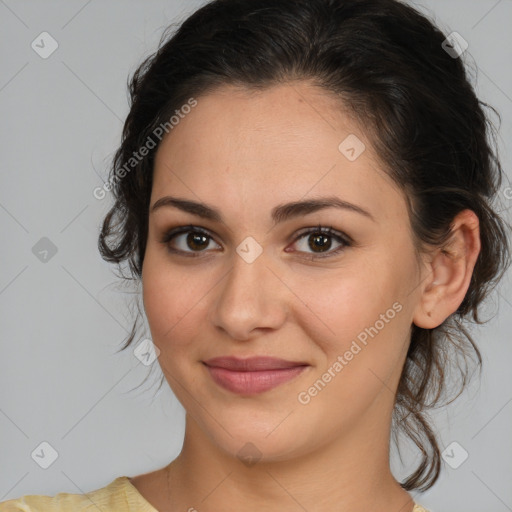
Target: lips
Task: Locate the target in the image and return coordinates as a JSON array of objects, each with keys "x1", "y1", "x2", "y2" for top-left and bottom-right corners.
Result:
[
  {"x1": 203, "y1": 356, "x2": 308, "y2": 371},
  {"x1": 203, "y1": 356, "x2": 309, "y2": 394}
]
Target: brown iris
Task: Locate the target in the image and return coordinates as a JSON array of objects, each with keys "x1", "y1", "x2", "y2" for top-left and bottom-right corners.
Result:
[
  {"x1": 309, "y1": 233, "x2": 332, "y2": 253},
  {"x1": 187, "y1": 232, "x2": 209, "y2": 251}
]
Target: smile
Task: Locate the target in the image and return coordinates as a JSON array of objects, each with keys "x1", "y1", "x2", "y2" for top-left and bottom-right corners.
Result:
[{"x1": 203, "y1": 356, "x2": 309, "y2": 395}]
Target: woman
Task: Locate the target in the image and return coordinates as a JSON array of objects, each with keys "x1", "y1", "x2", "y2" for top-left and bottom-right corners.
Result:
[{"x1": 1, "y1": 0, "x2": 509, "y2": 510}]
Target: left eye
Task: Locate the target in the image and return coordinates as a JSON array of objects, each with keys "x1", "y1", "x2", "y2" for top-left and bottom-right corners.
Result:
[{"x1": 288, "y1": 226, "x2": 351, "y2": 259}]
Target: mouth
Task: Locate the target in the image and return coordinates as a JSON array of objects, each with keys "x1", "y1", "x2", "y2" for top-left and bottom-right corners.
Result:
[{"x1": 202, "y1": 356, "x2": 310, "y2": 395}]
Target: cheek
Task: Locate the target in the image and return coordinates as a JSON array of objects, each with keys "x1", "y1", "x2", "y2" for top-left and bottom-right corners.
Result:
[
  {"x1": 142, "y1": 252, "x2": 220, "y2": 360},
  {"x1": 301, "y1": 268, "x2": 390, "y2": 342},
  {"x1": 142, "y1": 254, "x2": 196, "y2": 345},
  {"x1": 298, "y1": 257, "x2": 409, "y2": 373},
  {"x1": 296, "y1": 275, "x2": 408, "y2": 425}
]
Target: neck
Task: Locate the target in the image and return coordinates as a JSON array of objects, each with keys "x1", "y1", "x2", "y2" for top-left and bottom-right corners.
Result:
[{"x1": 166, "y1": 405, "x2": 415, "y2": 512}]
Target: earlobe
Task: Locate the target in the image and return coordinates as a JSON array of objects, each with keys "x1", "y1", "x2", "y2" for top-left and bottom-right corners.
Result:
[{"x1": 412, "y1": 210, "x2": 481, "y2": 329}]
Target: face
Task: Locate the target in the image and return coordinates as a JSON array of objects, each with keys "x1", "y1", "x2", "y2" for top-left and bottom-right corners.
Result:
[{"x1": 142, "y1": 82, "x2": 424, "y2": 463}]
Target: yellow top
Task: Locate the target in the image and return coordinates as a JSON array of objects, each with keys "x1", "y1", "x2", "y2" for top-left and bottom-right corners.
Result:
[{"x1": 0, "y1": 476, "x2": 430, "y2": 511}]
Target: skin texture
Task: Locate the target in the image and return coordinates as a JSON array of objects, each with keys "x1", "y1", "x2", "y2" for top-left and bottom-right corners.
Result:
[{"x1": 130, "y1": 81, "x2": 481, "y2": 512}]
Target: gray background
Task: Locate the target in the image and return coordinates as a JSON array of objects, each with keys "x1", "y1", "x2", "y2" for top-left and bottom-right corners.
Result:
[{"x1": 1, "y1": 1, "x2": 511, "y2": 511}]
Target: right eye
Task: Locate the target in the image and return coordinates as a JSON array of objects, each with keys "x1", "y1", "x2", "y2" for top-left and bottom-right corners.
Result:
[{"x1": 160, "y1": 225, "x2": 222, "y2": 257}]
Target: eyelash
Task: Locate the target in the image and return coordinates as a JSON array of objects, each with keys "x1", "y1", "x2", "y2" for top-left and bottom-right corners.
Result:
[{"x1": 159, "y1": 224, "x2": 353, "y2": 260}]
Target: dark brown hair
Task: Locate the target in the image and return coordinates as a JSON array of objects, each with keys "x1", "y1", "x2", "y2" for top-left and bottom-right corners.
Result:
[{"x1": 98, "y1": 0, "x2": 511, "y2": 492}]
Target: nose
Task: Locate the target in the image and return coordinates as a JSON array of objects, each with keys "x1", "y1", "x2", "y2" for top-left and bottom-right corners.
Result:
[{"x1": 209, "y1": 246, "x2": 289, "y2": 341}]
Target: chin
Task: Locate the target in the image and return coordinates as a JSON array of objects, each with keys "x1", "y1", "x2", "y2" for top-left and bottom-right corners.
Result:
[{"x1": 197, "y1": 409, "x2": 317, "y2": 463}]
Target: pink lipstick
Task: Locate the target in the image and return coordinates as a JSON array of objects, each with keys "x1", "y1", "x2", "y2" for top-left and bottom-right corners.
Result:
[{"x1": 203, "y1": 356, "x2": 309, "y2": 395}]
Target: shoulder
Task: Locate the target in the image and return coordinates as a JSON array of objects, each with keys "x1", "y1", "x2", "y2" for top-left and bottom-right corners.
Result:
[
  {"x1": 0, "y1": 476, "x2": 157, "y2": 512},
  {"x1": 413, "y1": 504, "x2": 431, "y2": 512}
]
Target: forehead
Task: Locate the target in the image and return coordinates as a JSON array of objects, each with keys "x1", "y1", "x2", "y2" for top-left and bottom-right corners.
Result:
[{"x1": 152, "y1": 82, "x2": 407, "y2": 227}]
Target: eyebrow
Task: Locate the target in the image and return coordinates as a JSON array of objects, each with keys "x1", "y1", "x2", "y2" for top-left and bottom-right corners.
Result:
[{"x1": 151, "y1": 195, "x2": 375, "y2": 225}]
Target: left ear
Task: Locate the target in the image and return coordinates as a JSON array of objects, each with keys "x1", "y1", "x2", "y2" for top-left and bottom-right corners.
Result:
[{"x1": 412, "y1": 209, "x2": 481, "y2": 329}]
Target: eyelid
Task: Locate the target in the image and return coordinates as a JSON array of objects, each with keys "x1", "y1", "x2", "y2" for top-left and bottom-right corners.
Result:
[{"x1": 292, "y1": 224, "x2": 354, "y2": 244}]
